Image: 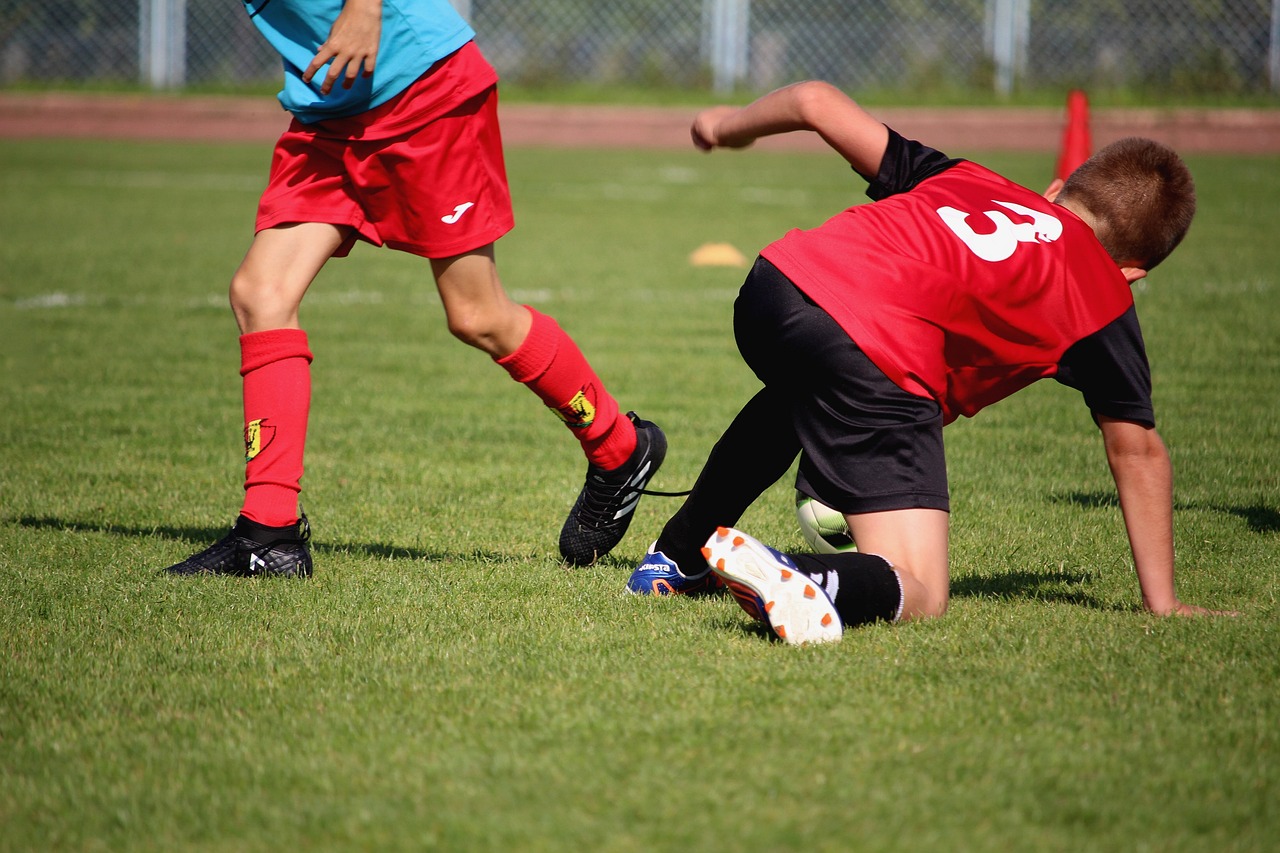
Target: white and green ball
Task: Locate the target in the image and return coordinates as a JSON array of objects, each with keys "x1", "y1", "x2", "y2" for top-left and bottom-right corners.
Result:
[{"x1": 794, "y1": 491, "x2": 857, "y2": 554}]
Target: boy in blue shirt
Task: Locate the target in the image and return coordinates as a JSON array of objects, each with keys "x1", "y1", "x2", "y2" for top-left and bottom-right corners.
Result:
[{"x1": 164, "y1": 0, "x2": 662, "y2": 576}]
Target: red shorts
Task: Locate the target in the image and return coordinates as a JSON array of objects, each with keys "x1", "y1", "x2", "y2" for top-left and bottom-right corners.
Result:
[{"x1": 255, "y1": 71, "x2": 514, "y2": 259}]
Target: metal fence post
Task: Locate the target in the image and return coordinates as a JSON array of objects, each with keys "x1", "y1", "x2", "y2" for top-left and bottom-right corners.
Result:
[
  {"x1": 1271, "y1": 0, "x2": 1279, "y2": 92},
  {"x1": 988, "y1": 0, "x2": 1028, "y2": 96},
  {"x1": 705, "y1": 0, "x2": 750, "y2": 94},
  {"x1": 449, "y1": 0, "x2": 473, "y2": 22},
  {"x1": 140, "y1": 0, "x2": 187, "y2": 89}
]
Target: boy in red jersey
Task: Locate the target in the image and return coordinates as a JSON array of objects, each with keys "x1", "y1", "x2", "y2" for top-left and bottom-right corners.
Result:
[
  {"x1": 163, "y1": 0, "x2": 664, "y2": 577},
  {"x1": 626, "y1": 81, "x2": 1233, "y2": 642}
]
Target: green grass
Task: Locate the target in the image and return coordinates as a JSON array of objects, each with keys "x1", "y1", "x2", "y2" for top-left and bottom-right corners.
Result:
[{"x1": 1, "y1": 138, "x2": 1277, "y2": 852}]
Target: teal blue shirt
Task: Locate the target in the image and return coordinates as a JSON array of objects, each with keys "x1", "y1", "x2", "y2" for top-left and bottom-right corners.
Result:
[{"x1": 244, "y1": 0, "x2": 474, "y2": 124}]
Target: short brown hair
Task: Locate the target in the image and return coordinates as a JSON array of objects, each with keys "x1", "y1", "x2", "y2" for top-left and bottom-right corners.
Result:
[{"x1": 1058, "y1": 137, "x2": 1196, "y2": 270}]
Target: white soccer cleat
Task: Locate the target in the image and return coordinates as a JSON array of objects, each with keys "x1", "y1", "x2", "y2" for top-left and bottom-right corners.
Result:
[{"x1": 702, "y1": 526, "x2": 843, "y2": 646}]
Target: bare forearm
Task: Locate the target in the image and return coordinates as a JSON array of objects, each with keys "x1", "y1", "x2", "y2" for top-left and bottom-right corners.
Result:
[
  {"x1": 1109, "y1": 443, "x2": 1178, "y2": 613},
  {"x1": 691, "y1": 81, "x2": 889, "y2": 176},
  {"x1": 712, "y1": 82, "x2": 825, "y2": 146}
]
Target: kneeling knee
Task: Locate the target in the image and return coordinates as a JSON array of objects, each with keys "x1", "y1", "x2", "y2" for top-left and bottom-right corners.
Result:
[
  {"x1": 903, "y1": 597, "x2": 949, "y2": 621},
  {"x1": 894, "y1": 569, "x2": 949, "y2": 622}
]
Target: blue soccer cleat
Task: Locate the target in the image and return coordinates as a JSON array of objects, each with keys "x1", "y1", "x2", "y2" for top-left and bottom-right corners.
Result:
[{"x1": 626, "y1": 543, "x2": 722, "y2": 596}]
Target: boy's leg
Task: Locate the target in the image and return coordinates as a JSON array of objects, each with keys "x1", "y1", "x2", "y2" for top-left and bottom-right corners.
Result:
[
  {"x1": 845, "y1": 507, "x2": 950, "y2": 619},
  {"x1": 703, "y1": 520, "x2": 933, "y2": 643},
  {"x1": 627, "y1": 387, "x2": 799, "y2": 595},
  {"x1": 234, "y1": 224, "x2": 345, "y2": 527},
  {"x1": 431, "y1": 248, "x2": 637, "y2": 468},
  {"x1": 164, "y1": 222, "x2": 345, "y2": 577},
  {"x1": 430, "y1": 248, "x2": 660, "y2": 566}
]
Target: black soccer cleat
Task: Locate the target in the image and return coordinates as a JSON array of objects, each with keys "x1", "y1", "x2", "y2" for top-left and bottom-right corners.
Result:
[
  {"x1": 163, "y1": 514, "x2": 313, "y2": 578},
  {"x1": 559, "y1": 412, "x2": 666, "y2": 567}
]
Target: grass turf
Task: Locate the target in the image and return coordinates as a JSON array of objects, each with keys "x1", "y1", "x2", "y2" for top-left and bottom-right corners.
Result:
[{"x1": 0, "y1": 138, "x2": 1276, "y2": 852}]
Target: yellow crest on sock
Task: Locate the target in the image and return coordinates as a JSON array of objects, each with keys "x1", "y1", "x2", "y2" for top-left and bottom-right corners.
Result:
[
  {"x1": 244, "y1": 418, "x2": 276, "y2": 461},
  {"x1": 554, "y1": 389, "x2": 596, "y2": 429}
]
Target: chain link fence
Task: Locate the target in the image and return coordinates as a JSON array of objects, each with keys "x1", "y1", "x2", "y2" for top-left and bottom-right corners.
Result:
[{"x1": 2, "y1": 0, "x2": 1277, "y2": 98}]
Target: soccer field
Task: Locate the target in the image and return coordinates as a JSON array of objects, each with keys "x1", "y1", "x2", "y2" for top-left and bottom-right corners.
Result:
[{"x1": 1, "y1": 138, "x2": 1277, "y2": 851}]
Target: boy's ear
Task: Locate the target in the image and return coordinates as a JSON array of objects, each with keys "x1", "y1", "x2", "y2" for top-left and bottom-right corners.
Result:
[
  {"x1": 1120, "y1": 266, "x2": 1147, "y2": 284},
  {"x1": 1042, "y1": 178, "x2": 1065, "y2": 202}
]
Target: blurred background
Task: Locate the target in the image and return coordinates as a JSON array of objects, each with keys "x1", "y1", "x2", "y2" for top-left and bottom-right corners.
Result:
[{"x1": 2, "y1": 0, "x2": 1278, "y2": 104}]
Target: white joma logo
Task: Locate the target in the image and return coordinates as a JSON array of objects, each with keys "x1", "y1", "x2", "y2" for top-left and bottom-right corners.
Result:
[{"x1": 441, "y1": 202, "x2": 475, "y2": 224}]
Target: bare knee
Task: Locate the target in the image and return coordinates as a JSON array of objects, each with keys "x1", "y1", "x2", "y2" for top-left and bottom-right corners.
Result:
[
  {"x1": 228, "y1": 269, "x2": 258, "y2": 330},
  {"x1": 894, "y1": 566, "x2": 950, "y2": 622},
  {"x1": 445, "y1": 305, "x2": 501, "y2": 349},
  {"x1": 229, "y1": 267, "x2": 303, "y2": 332},
  {"x1": 444, "y1": 301, "x2": 530, "y2": 357},
  {"x1": 901, "y1": 596, "x2": 949, "y2": 621}
]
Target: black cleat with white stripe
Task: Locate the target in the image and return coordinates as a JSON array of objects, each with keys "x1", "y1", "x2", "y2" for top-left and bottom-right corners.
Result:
[{"x1": 559, "y1": 412, "x2": 666, "y2": 567}]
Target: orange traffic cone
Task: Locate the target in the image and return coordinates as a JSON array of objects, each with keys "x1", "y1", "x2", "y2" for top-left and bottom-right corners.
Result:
[{"x1": 1054, "y1": 89, "x2": 1092, "y2": 182}]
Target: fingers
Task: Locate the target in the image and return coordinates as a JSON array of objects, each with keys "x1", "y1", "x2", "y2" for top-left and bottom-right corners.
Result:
[
  {"x1": 1170, "y1": 601, "x2": 1240, "y2": 618},
  {"x1": 301, "y1": 6, "x2": 380, "y2": 96},
  {"x1": 303, "y1": 48, "x2": 375, "y2": 95}
]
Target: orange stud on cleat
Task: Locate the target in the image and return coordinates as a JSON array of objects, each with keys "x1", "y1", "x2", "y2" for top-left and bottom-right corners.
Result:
[
  {"x1": 765, "y1": 600, "x2": 775, "y2": 613},
  {"x1": 700, "y1": 547, "x2": 711, "y2": 560},
  {"x1": 716, "y1": 559, "x2": 725, "y2": 571},
  {"x1": 732, "y1": 536, "x2": 744, "y2": 547},
  {"x1": 803, "y1": 585, "x2": 816, "y2": 599},
  {"x1": 716, "y1": 526, "x2": 729, "y2": 536},
  {"x1": 776, "y1": 625, "x2": 788, "y2": 639},
  {"x1": 780, "y1": 569, "x2": 792, "y2": 580},
  {"x1": 821, "y1": 613, "x2": 833, "y2": 627}
]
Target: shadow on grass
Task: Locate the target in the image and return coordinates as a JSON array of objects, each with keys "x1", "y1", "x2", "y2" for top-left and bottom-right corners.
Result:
[
  {"x1": 705, "y1": 609, "x2": 777, "y2": 642},
  {"x1": 1055, "y1": 491, "x2": 1280, "y2": 533},
  {"x1": 951, "y1": 567, "x2": 1120, "y2": 611},
  {"x1": 11, "y1": 515, "x2": 523, "y2": 564}
]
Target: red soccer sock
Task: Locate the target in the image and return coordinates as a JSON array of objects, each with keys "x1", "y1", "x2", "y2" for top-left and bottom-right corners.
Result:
[
  {"x1": 495, "y1": 307, "x2": 636, "y2": 470},
  {"x1": 238, "y1": 329, "x2": 313, "y2": 528}
]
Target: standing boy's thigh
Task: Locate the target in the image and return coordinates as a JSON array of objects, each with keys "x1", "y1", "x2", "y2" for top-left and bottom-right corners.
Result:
[
  {"x1": 733, "y1": 257, "x2": 948, "y2": 515},
  {"x1": 255, "y1": 130, "x2": 369, "y2": 258},
  {"x1": 231, "y1": 223, "x2": 352, "y2": 333},
  {"x1": 348, "y1": 86, "x2": 515, "y2": 260}
]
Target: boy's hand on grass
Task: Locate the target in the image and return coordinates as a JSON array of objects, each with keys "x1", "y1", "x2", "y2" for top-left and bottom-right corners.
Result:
[{"x1": 1152, "y1": 600, "x2": 1240, "y2": 617}]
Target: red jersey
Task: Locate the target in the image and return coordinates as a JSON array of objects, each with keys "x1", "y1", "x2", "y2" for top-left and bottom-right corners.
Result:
[{"x1": 761, "y1": 132, "x2": 1150, "y2": 425}]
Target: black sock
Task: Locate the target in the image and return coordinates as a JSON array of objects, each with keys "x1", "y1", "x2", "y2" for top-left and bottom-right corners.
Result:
[
  {"x1": 790, "y1": 552, "x2": 903, "y2": 627},
  {"x1": 654, "y1": 387, "x2": 801, "y2": 576}
]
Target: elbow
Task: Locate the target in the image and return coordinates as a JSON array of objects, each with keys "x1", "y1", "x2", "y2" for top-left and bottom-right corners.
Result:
[
  {"x1": 1098, "y1": 416, "x2": 1165, "y2": 460},
  {"x1": 791, "y1": 80, "x2": 853, "y2": 122}
]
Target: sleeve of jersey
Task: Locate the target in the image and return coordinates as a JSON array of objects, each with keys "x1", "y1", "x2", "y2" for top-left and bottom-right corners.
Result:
[
  {"x1": 864, "y1": 128, "x2": 964, "y2": 200},
  {"x1": 1054, "y1": 306, "x2": 1156, "y2": 427}
]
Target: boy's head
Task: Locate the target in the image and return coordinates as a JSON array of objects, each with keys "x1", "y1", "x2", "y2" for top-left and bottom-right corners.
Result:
[{"x1": 1055, "y1": 137, "x2": 1196, "y2": 271}]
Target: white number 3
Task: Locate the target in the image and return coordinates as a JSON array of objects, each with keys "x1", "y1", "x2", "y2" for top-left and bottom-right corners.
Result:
[{"x1": 936, "y1": 200, "x2": 1063, "y2": 262}]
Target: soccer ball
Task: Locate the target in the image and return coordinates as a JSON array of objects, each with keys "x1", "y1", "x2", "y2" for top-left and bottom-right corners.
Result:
[{"x1": 795, "y1": 491, "x2": 856, "y2": 554}]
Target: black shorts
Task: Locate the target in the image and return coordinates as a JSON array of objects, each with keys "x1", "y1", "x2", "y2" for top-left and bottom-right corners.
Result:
[{"x1": 734, "y1": 257, "x2": 949, "y2": 514}]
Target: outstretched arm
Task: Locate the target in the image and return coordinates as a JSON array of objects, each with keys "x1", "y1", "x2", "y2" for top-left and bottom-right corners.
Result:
[
  {"x1": 690, "y1": 81, "x2": 890, "y2": 178},
  {"x1": 303, "y1": 0, "x2": 382, "y2": 95},
  {"x1": 1097, "y1": 415, "x2": 1234, "y2": 616}
]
